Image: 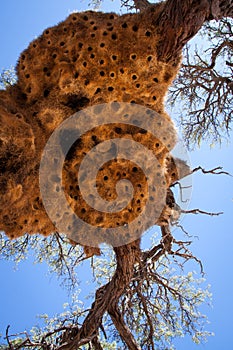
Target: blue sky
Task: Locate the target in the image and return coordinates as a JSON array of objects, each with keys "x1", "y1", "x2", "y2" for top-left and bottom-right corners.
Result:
[{"x1": 0, "y1": 1, "x2": 233, "y2": 349}]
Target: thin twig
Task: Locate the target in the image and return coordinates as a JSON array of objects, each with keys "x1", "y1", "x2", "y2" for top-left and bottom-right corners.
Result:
[
  {"x1": 181, "y1": 209, "x2": 223, "y2": 216},
  {"x1": 192, "y1": 166, "x2": 232, "y2": 176},
  {"x1": 5, "y1": 325, "x2": 13, "y2": 350}
]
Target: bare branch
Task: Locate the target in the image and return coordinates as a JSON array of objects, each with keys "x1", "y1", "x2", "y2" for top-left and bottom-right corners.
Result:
[
  {"x1": 168, "y1": 18, "x2": 233, "y2": 147},
  {"x1": 108, "y1": 302, "x2": 141, "y2": 350},
  {"x1": 5, "y1": 326, "x2": 13, "y2": 350},
  {"x1": 91, "y1": 335, "x2": 104, "y2": 350},
  {"x1": 160, "y1": 225, "x2": 173, "y2": 253},
  {"x1": 208, "y1": 40, "x2": 233, "y2": 69},
  {"x1": 181, "y1": 209, "x2": 223, "y2": 216},
  {"x1": 192, "y1": 166, "x2": 232, "y2": 176}
]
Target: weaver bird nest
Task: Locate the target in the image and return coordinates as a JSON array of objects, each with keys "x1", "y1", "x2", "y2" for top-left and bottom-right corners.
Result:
[{"x1": 0, "y1": 5, "x2": 190, "y2": 254}]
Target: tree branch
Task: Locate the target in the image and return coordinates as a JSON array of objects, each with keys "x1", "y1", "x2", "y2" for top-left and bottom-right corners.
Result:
[
  {"x1": 91, "y1": 335, "x2": 104, "y2": 350},
  {"x1": 181, "y1": 208, "x2": 223, "y2": 216},
  {"x1": 135, "y1": 290, "x2": 155, "y2": 349},
  {"x1": 57, "y1": 241, "x2": 141, "y2": 349},
  {"x1": 160, "y1": 225, "x2": 173, "y2": 253},
  {"x1": 192, "y1": 166, "x2": 232, "y2": 176},
  {"x1": 155, "y1": 0, "x2": 233, "y2": 62},
  {"x1": 108, "y1": 302, "x2": 141, "y2": 350},
  {"x1": 155, "y1": 0, "x2": 211, "y2": 62},
  {"x1": 5, "y1": 326, "x2": 13, "y2": 350},
  {"x1": 208, "y1": 40, "x2": 233, "y2": 69}
]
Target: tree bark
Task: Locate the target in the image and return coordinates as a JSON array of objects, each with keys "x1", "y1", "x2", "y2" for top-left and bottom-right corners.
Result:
[
  {"x1": 155, "y1": 0, "x2": 233, "y2": 62},
  {"x1": 57, "y1": 241, "x2": 141, "y2": 349},
  {"x1": 108, "y1": 303, "x2": 141, "y2": 350}
]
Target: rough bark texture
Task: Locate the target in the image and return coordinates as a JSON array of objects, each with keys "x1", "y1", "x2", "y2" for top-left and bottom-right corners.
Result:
[
  {"x1": 156, "y1": 0, "x2": 233, "y2": 62},
  {"x1": 58, "y1": 241, "x2": 141, "y2": 349}
]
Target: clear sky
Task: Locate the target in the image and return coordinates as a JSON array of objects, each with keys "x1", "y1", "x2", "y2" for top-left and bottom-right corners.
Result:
[{"x1": 0, "y1": 1, "x2": 233, "y2": 349}]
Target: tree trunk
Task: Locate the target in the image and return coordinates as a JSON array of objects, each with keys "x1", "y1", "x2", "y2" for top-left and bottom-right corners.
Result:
[{"x1": 58, "y1": 241, "x2": 141, "y2": 349}]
